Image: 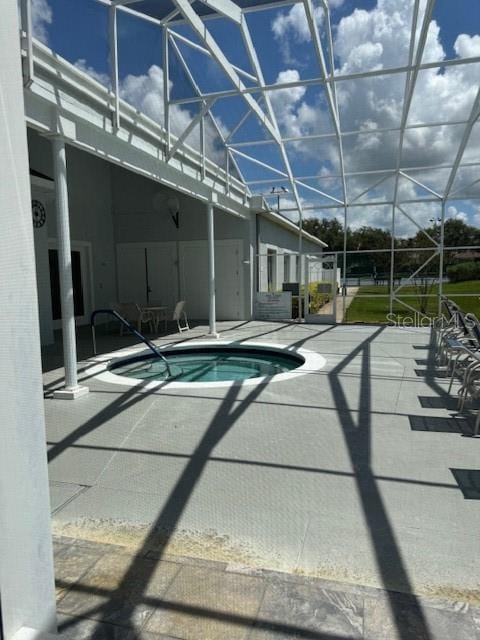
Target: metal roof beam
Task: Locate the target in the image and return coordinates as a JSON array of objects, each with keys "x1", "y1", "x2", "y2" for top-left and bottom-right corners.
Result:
[
  {"x1": 230, "y1": 148, "x2": 289, "y2": 178},
  {"x1": 349, "y1": 173, "x2": 394, "y2": 204},
  {"x1": 198, "y1": 0, "x2": 242, "y2": 24},
  {"x1": 227, "y1": 117, "x2": 471, "y2": 146},
  {"x1": 168, "y1": 30, "x2": 258, "y2": 83},
  {"x1": 392, "y1": 0, "x2": 433, "y2": 206},
  {"x1": 168, "y1": 54, "x2": 480, "y2": 105},
  {"x1": 239, "y1": 17, "x2": 304, "y2": 216},
  {"x1": 294, "y1": 179, "x2": 344, "y2": 205},
  {"x1": 246, "y1": 160, "x2": 480, "y2": 184},
  {"x1": 224, "y1": 106, "x2": 254, "y2": 143},
  {"x1": 168, "y1": 33, "x2": 247, "y2": 185},
  {"x1": 167, "y1": 99, "x2": 216, "y2": 161},
  {"x1": 171, "y1": 0, "x2": 280, "y2": 144},
  {"x1": 395, "y1": 204, "x2": 439, "y2": 246},
  {"x1": 398, "y1": 170, "x2": 443, "y2": 199},
  {"x1": 449, "y1": 175, "x2": 480, "y2": 198},
  {"x1": 444, "y1": 87, "x2": 480, "y2": 198},
  {"x1": 304, "y1": 0, "x2": 339, "y2": 130}
]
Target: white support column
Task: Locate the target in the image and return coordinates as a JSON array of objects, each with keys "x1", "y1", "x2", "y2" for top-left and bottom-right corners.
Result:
[
  {"x1": 249, "y1": 211, "x2": 257, "y2": 319},
  {"x1": 51, "y1": 138, "x2": 89, "y2": 399},
  {"x1": 109, "y1": 4, "x2": 120, "y2": 131},
  {"x1": 438, "y1": 200, "x2": 446, "y2": 317},
  {"x1": 298, "y1": 212, "x2": 304, "y2": 322},
  {"x1": 163, "y1": 25, "x2": 171, "y2": 155},
  {"x1": 0, "y1": 1, "x2": 56, "y2": 637},
  {"x1": 207, "y1": 201, "x2": 219, "y2": 338}
]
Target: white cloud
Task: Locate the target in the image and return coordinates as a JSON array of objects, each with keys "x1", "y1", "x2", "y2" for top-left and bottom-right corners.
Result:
[
  {"x1": 454, "y1": 33, "x2": 480, "y2": 58},
  {"x1": 272, "y1": 1, "x2": 344, "y2": 64},
  {"x1": 270, "y1": 0, "x2": 480, "y2": 226},
  {"x1": 270, "y1": 69, "x2": 308, "y2": 138},
  {"x1": 272, "y1": 3, "x2": 317, "y2": 44},
  {"x1": 120, "y1": 65, "x2": 226, "y2": 163},
  {"x1": 272, "y1": 0, "x2": 344, "y2": 40},
  {"x1": 74, "y1": 59, "x2": 110, "y2": 87},
  {"x1": 31, "y1": 1, "x2": 224, "y2": 164},
  {"x1": 447, "y1": 205, "x2": 468, "y2": 223},
  {"x1": 73, "y1": 61, "x2": 226, "y2": 165},
  {"x1": 31, "y1": 0, "x2": 52, "y2": 44}
]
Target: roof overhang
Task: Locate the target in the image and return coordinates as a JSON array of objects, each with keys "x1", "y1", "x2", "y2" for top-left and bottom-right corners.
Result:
[
  {"x1": 25, "y1": 40, "x2": 250, "y2": 219},
  {"x1": 255, "y1": 209, "x2": 328, "y2": 249}
]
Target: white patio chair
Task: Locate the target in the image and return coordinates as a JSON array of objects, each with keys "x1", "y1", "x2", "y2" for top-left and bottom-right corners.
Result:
[
  {"x1": 116, "y1": 302, "x2": 154, "y2": 334},
  {"x1": 173, "y1": 300, "x2": 189, "y2": 333}
]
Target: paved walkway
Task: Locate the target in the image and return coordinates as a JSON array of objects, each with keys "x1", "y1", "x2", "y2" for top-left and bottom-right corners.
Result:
[
  {"x1": 53, "y1": 534, "x2": 479, "y2": 639},
  {"x1": 318, "y1": 288, "x2": 358, "y2": 321},
  {"x1": 42, "y1": 321, "x2": 480, "y2": 638}
]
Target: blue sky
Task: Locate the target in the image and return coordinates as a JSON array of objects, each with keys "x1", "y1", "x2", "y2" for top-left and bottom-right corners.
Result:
[{"x1": 32, "y1": 0, "x2": 480, "y2": 233}]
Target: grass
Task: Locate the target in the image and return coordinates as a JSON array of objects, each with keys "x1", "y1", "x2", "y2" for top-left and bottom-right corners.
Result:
[{"x1": 345, "y1": 280, "x2": 480, "y2": 324}]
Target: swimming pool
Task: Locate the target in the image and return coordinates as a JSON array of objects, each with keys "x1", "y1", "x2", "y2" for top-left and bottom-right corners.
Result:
[
  {"x1": 111, "y1": 346, "x2": 304, "y2": 383},
  {"x1": 87, "y1": 341, "x2": 326, "y2": 390}
]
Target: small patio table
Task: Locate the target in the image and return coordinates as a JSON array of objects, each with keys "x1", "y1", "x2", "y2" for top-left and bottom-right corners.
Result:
[{"x1": 141, "y1": 305, "x2": 168, "y2": 333}]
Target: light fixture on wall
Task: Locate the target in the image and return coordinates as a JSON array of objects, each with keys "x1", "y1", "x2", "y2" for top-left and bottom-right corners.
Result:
[
  {"x1": 152, "y1": 192, "x2": 181, "y2": 228},
  {"x1": 152, "y1": 191, "x2": 182, "y2": 298},
  {"x1": 167, "y1": 195, "x2": 180, "y2": 229}
]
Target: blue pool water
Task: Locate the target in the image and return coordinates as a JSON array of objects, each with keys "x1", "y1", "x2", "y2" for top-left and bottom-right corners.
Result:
[{"x1": 111, "y1": 347, "x2": 303, "y2": 382}]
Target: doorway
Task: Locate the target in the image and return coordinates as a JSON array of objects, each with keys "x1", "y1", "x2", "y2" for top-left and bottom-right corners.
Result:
[
  {"x1": 116, "y1": 240, "x2": 244, "y2": 320},
  {"x1": 116, "y1": 242, "x2": 177, "y2": 309},
  {"x1": 305, "y1": 254, "x2": 338, "y2": 324},
  {"x1": 48, "y1": 240, "x2": 93, "y2": 327}
]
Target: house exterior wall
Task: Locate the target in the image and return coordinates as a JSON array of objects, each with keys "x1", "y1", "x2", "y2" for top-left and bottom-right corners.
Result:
[
  {"x1": 112, "y1": 165, "x2": 246, "y2": 243},
  {"x1": 28, "y1": 129, "x2": 117, "y2": 343},
  {"x1": 111, "y1": 166, "x2": 251, "y2": 319},
  {"x1": 31, "y1": 189, "x2": 54, "y2": 345},
  {"x1": 28, "y1": 131, "x2": 326, "y2": 332},
  {"x1": 28, "y1": 132, "x2": 252, "y2": 337},
  {"x1": 257, "y1": 215, "x2": 323, "y2": 292}
]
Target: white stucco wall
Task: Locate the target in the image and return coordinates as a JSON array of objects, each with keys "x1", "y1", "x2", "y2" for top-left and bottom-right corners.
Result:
[
  {"x1": 112, "y1": 166, "x2": 251, "y2": 319},
  {"x1": 28, "y1": 131, "x2": 328, "y2": 328},
  {"x1": 28, "y1": 129, "x2": 117, "y2": 339},
  {"x1": 257, "y1": 215, "x2": 323, "y2": 292},
  {"x1": 0, "y1": 4, "x2": 56, "y2": 635},
  {"x1": 31, "y1": 194, "x2": 54, "y2": 345}
]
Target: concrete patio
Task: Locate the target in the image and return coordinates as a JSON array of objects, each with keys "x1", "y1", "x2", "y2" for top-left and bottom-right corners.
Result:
[{"x1": 42, "y1": 321, "x2": 480, "y2": 639}]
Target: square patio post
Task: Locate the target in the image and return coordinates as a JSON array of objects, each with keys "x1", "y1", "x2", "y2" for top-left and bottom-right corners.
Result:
[{"x1": 0, "y1": 1, "x2": 57, "y2": 636}]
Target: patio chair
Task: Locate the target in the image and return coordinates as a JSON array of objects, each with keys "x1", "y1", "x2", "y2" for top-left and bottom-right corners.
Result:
[
  {"x1": 116, "y1": 302, "x2": 155, "y2": 334},
  {"x1": 450, "y1": 314, "x2": 480, "y2": 411},
  {"x1": 436, "y1": 303, "x2": 473, "y2": 368},
  {"x1": 173, "y1": 300, "x2": 189, "y2": 333},
  {"x1": 433, "y1": 298, "x2": 462, "y2": 360}
]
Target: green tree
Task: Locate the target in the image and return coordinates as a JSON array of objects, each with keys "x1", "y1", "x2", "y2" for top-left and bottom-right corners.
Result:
[{"x1": 302, "y1": 217, "x2": 345, "y2": 251}]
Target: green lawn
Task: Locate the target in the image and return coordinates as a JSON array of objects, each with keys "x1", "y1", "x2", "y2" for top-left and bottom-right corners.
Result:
[{"x1": 345, "y1": 280, "x2": 480, "y2": 324}]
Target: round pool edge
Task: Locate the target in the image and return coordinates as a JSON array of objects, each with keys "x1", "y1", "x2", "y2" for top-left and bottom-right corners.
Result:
[{"x1": 83, "y1": 340, "x2": 327, "y2": 390}]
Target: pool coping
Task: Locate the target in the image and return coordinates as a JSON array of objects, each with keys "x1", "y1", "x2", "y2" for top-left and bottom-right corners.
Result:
[{"x1": 82, "y1": 340, "x2": 327, "y2": 390}]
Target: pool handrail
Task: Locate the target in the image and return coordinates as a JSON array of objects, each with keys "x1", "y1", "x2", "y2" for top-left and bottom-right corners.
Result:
[{"x1": 90, "y1": 308, "x2": 172, "y2": 378}]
